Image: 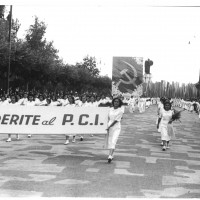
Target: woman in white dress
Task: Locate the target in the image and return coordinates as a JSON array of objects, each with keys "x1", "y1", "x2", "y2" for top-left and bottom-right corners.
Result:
[
  {"x1": 128, "y1": 96, "x2": 135, "y2": 113},
  {"x1": 6, "y1": 95, "x2": 20, "y2": 142},
  {"x1": 25, "y1": 93, "x2": 37, "y2": 138},
  {"x1": 64, "y1": 95, "x2": 76, "y2": 144},
  {"x1": 105, "y1": 97, "x2": 123, "y2": 163},
  {"x1": 49, "y1": 95, "x2": 61, "y2": 106},
  {"x1": 159, "y1": 100, "x2": 174, "y2": 151},
  {"x1": 87, "y1": 95, "x2": 98, "y2": 137},
  {"x1": 0, "y1": 96, "x2": 9, "y2": 105},
  {"x1": 77, "y1": 94, "x2": 89, "y2": 141},
  {"x1": 35, "y1": 94, "x2": 47, "y2": 106}
]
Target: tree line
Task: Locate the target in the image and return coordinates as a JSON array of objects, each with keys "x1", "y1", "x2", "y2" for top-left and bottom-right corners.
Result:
[{"x1": 0, "y1": 6, "x2": 111, "y2": 95}]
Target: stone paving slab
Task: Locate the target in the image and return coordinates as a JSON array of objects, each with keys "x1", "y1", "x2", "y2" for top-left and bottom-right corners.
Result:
[{"x1": 0, "y1": 105, "x2": 200, "y2": 197}]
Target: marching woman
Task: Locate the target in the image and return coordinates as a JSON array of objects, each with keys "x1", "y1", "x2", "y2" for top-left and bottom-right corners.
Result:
[
  {"x1": 157, "y1": 97, "x2": 164, "y2": 134},
  {"x1": 104, "y1": 97, "x2": 124, "y2": 163},
  {"x1": 64, "y1": 95, "x2": 76, "y2": 144},
  {"x1": 6, "y1": 95, "x2": 20, "y2": 142},
  {"x1": 77, "y1": 94, "x2": 89, "y2": 141},
  {"x1": 58, "y1": 94, "x2": 69, "y2": 106},
  {"x1": 24, "y1": 93, "x2": 37, "y2": 138},
  {"x1": 20, "y1": 92, "x2": 29, "y2": 105},
  {"x1": 128, "y1": 96, "x2": 135, "y2": 113},
  {"x1": 88, "y1": 95, "x2": 98, "y2": 107},
  {"x1": 0, "y1": 95, "x2": 9, "y2": 105},
  {"x1": 158, "y1": 100, "x2": 175, "y2": 151},
  {"x1": 87, "y1": 95, "x2": 98, "y2": 137},
  {"x1": 35, "y1": 94, "x2": 47, "y2": 106},
  {"x1": 49, "y1": 95, "x2": 61, "y2": 106}
]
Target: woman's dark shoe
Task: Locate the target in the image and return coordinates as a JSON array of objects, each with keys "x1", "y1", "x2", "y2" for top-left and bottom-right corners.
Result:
[
  {"x1": 162, "y1": 146, "x2": 166, "y2": 151},
  {"x1": 108, "y1": 155, "x2": 113, "y2": 163}
]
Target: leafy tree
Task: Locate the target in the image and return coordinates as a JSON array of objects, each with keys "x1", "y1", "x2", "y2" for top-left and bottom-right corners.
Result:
[
  {"x1": 77, "y1": 55, "x2": 100, "y2": 77},
  {"x1": 0, "y1": 6, "x2": 21, "y2": 91},
  {"x1": 0, "y1": 5, "x2": 5, "y2": 18},
  {"x1": 21, "y1": 16, "x2": 59, "y2": 90},
  {"x1": 0, "y1": 14, "x2": 112, "y2": 95}
]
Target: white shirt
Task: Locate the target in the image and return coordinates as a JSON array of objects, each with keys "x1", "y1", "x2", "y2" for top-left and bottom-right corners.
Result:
[
  {"x1": 78, "y1": 101, "x2": 89, "y2": 107},
  {"x1": 87, "y1": 102, "x2": 98, "y2": 107},
  {"x1": 25, "y1": 101, "x2": 36, "y2": 106},
  {"x1": 0, "y1": 99, "x2": 9, "y2": 105},
  {"x1": 49, "y1": 101, "x2": 60, "y2": 106},
  {"x1": 58, "y1": 99, "x2": 69, "y2": 106}
]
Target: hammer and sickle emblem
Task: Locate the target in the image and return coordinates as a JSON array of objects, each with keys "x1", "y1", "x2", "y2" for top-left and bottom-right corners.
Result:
[{"x1": 117, "y1": 61, "x2": 138, "y2": 88}]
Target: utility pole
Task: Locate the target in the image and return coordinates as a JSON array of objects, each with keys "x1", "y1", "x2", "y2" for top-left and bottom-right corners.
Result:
[{"x1": 7, "y1": 5, "x2": 12, "y2": 95}]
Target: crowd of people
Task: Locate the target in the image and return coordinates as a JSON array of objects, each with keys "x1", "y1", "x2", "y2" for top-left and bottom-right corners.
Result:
[{"x1": 0, "y1": 89, "x2": 200, "y2": 163}]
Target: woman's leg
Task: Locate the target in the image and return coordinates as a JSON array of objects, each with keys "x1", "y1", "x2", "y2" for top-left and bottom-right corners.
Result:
[
  {"x1": 109, "y1": 149, "x2": 114, "y2": 157},
  {"x1": 166, "y1": 141, "x2": 170, "y2": 148},
  {"x1": 108, "y1": 149, "x2": 114, "y2": 163},
  {"x1": 6, "y1": 134, "x2": 11, "y2": 142},
  {"x1": 162, "y1": 140, "x2": 167, "y2": 151},
  {"x1": 64, "y1": 135, "x2": 70, "y2": 145},
  {"x1": 72, "y1": 135, "x2": 76, "y2": 143}
]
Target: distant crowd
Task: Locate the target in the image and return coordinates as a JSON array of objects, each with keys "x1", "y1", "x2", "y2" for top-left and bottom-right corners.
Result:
[{"x1": 0, "y1": 89, "x2": 200, "y2": 115}]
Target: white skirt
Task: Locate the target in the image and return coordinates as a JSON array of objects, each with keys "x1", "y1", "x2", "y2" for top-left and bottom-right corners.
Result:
[
  {"x1": 160, "y1": 125, "x2": 171, "y2": 141},
  {"x1": 104, "y1": 126, "x2": 121, "y2": 149}
]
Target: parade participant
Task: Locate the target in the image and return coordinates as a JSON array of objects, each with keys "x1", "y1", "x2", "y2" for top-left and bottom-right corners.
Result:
[
  {"x1": 35, "y1": 94, "x2": 47, "y2": 106},
  {"x1": 26, "y1": 93, "x2": 36, "y2": 106},
  {"x1": 96, "y1": 95, "x2": 101, "y2": 106},
  {"x1": 157, "y1": 97, "x2": 165, "y2": 146},
  {"x1": 146, "y1": 98, "x2": 151, "y2": 109},
  {"x1": 104, "y1": 97, "x2": 123, "y2": 163},
  {"x1": 88, "y1": 95, "x2": 98, "y2": 107},
  {"x1": 20, "y1": 92, "x2": 29, "y2": 105},
  {"x1": 86, "y1": 95, "x2": 91, "y2": 103},
  {"x1": 64, "y1": 95, "x2": 76, "y2": 144},
  {"x1": 0, "y1": 95, "x2": 9, "y2": 105},
  {"x1": 58, "y1": 94, "x2": 69, "y2": 106},
  {"x1": 87, "y1": 95, "x2": 99, "y2": 137},
  {"x1": 49, "y1": 95, "x2": 61, "y2": 106},
  {"x1": 77, "y1": 94, "x2": 89, "y2": 141},
  {"x1": 34, "y1": 93, "x2": 39, "y2": 103},
  {"x1": 6, "y1": 95, "x2": 20, "y2": 142},
  {"x1": 128, "y1": 96, "x2": 135, "y2": 113},
  {"x1": 45, "y1": 98, "x2": 51, "y2": 106},
  {"x1": 138, "y1": 98, "x2": 144, "y2": 113},
  {"x1": 16, "y1": 94, "x2": 22, "y2": 105},
  {"x1": 74, "y1": 96, "x2": 81, "y2": 107},
  {"x1": 25, "y1": 93, "x2": 37, "y2": 138},
  {"x1": 159, "y1": 100, "x2": 174, "y2": 151}
]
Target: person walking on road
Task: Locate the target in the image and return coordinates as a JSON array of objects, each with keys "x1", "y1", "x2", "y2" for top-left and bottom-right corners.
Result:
[
  {"x1": 105, "y1": 97, "x2": 123, "y2": 163},
  {"x1": 77, "y1": 94, "x2": 89, "y2": 141},
  {"x1": 158, "y1": 100, "x2": 174, "y2": 151},
  {"x1": 64, "y1": 95, "x2": 76, "y2": 144},
  {"x1": 6, "y1": 95, "x2": 20, "y2": 142}
]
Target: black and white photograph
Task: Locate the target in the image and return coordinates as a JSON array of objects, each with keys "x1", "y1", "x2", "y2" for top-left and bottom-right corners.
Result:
[{"x1": 0, "y1": 0, "x2": 200, "y2": 198}]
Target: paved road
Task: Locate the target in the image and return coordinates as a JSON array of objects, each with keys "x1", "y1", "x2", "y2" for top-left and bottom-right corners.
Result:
[{"x1": 0, "y1": 105, "x2": 200, "y2": 197}]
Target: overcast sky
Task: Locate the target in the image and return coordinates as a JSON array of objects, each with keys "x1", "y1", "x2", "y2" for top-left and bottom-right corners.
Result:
[{"x1": 4, "y1": 0, "x2": 200, "y2": 84}]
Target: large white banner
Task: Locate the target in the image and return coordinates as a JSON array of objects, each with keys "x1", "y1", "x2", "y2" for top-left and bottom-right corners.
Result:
[{"x1": 0, "y1": 106, "x2": 109, "y2": 134}]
